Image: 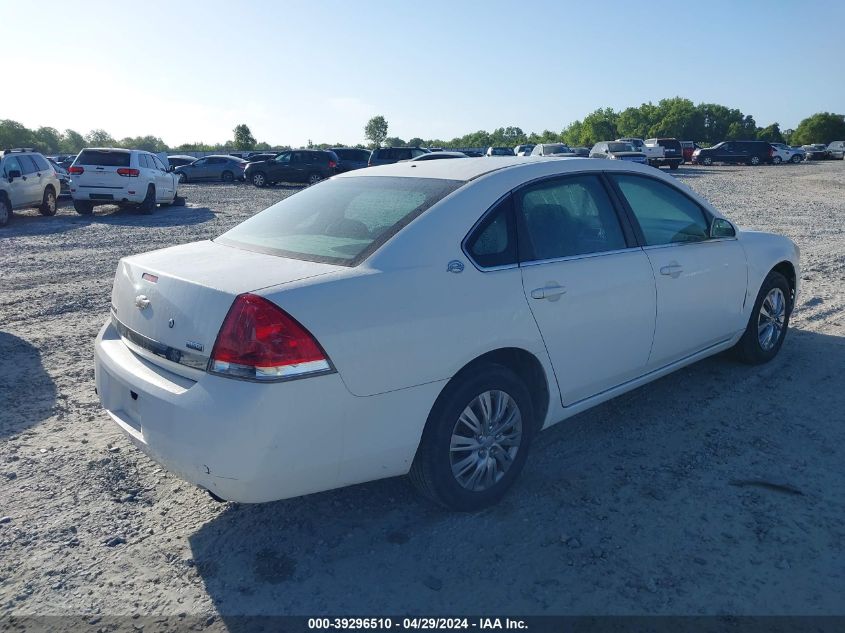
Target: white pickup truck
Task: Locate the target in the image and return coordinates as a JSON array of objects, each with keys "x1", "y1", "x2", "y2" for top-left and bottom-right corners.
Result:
[{"x1": 617, "y1": 138, "x2": 664, "y2": 166}]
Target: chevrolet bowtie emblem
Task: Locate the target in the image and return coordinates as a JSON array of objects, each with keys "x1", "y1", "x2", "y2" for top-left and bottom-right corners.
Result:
[{"x1": 135, "y1": 294, "x2": 151, "y2": 310}]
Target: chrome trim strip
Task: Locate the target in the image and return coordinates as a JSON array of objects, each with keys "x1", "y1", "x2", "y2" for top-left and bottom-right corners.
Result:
[
  {"x1": 519, "y1": 247, "x2": 642, "y2": 268},
  {"x1": 641, "y1": 237, "x2": 738, "y2": 252},
  {"x1": 111, "y1": 313, "x2": 210, "y2": 371}
]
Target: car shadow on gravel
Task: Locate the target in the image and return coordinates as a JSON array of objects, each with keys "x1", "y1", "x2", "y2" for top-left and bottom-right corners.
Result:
[
  {"x1": 0, "y1": 204, "x2": 216, "y2": 238},
  {"x1": 0, "y1": 332, "x2": 56, "y2": 438},
  {"x1": 189, "y1": 329, "x2": 845, "y2": 619}
]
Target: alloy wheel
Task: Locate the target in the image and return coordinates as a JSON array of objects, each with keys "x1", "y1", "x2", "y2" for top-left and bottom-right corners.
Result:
[
  {"x1": 758, "y1": 287, "x2": 786, "y2": 351},
  {"x1": 449, "y1": 390, "x2": 523, "y2": 492}
]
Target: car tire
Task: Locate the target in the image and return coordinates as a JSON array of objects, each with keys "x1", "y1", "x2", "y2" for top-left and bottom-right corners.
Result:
[
  {"x1": 178, "y1": 172, "x2": 188, "y2": 183},
  {"x1": 734, "y1": 271, "x2": 792, "y2": 365},
  {"x1": 38, "y1": 187, "x2": 58, "y2": 216},
  {"x1": 172, "y1": 195, "x2": 186, "y2": 206},
  {"x1": 251, "y1": 172, "x2": 267, "y2": 188},
  {"x1": 772, "y1": 156, "x2": 782, "y2": 165},
  {"x1": 669, "y1": 162, "x2": 679, "y2": 170},
  {"x1": 138, "y1": 185, "x2": 156, "y2": 215},
  {"x1": 221, "y1": 171, "x2": 234, "y2": 183},
  {"x1": 702, "y1": 156, "x2": 713, "y2": 166},
  {"x1": 0, "y1": 195, "x2": 10, "y2": 227},
  {"x1": 790, "y1": 154, "x2": 802, "y2": 164},
  {"x1": 749, "y1": 156, "x2": 761, "y2": 166},
  {"x1": 73, "y1": 200, "x2": 93, "y2": 215},
  {"x1": 307, "y1": 173, "x2": 322, "y2": 186},
  {"x1": 409, "y1": 364, "x2": 536, "y2": 511}
]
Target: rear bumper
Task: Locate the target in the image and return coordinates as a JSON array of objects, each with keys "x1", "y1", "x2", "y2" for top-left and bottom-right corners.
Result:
[
  {"x1": 71, "y1": 187, "x2": 145, "y2": 204},
  {"x1": 94, "y1": 320, "x2": 439, "y2": 502}
]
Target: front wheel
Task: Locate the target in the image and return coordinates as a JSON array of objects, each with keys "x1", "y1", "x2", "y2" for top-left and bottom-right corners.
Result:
[
  {"x1": 178, "y1": 172, "x2": 188, "y2": 183},
  {"x1": 791, "y1": 154, "x2": 802, "y2": 164},
  {"x1": 734, "y1": 271, "x2": 791, "y2": 364},
  {"x1": 669, "y1": 162, "x2": 679, "y2": 170},
  {"x1": 702, "y1": 156, "x2": 713, "y2": 166},
  {"x1": 0, "y1": 196, "x2": 10, "y2": 227},
  {"x1": 410, "y1": 364, "x2": 535, "y2": 511},
  {"x1": 772, "y1": 156, "x2": 782, "y2": 165},
  {"x1": 251, "y1": 172, "x2": 267, "y2": 188},
  {"x1": 749, "y1": 156, "x2": 761, "y2": 166}
]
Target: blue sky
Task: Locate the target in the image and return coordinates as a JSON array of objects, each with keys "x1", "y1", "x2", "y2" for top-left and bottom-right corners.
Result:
[{"x1": 5, "y1": 0, "x2": 844, "y2": 146}]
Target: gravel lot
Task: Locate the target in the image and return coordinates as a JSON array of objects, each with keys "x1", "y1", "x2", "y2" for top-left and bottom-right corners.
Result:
[{"x1": 1, "y1": 163, "x2": 844, "y2": 625}]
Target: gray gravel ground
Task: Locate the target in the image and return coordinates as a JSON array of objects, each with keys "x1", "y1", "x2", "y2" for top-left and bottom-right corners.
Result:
[{"x1": 1, "y1": 163, "x2": 844, "y2": 626}]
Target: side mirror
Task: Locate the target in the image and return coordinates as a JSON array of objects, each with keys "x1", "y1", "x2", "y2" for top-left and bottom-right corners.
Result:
[
  {"x1": 711, "y1": 218, "x2": 736, "y2": 238},
  {"x1": 8, "y1": 169, "x2": 21, "y2": 181}
]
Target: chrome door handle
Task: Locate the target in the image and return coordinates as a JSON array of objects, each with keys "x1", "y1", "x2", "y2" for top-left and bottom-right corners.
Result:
[
  {"x1": 659, "y1": 262, "x2": 683, "y2": 278},
  {"x1": 530, "y1": 284, "x2": 566, "y2": 301}
]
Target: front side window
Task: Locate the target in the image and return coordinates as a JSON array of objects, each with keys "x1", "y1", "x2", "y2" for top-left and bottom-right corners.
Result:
[
  {"x1": 274, "y1": 152, "x2": 291, "y2": 164},
  {"x1": 18, "y1": 156, "x2": 38, "y2": 174},
  {"x1": 217, "y1": 176, "x2": 463, "y2": 265},
  {"x1": 612, "y1": 174, "x2": 709, "y2": 246},
  {"x1": 515, "y1": 175, "x2": 627, "y2": 262},
  {"x1": 3, "y1": 156, "x2": 22, "y2": 177},
  {"x1": 465, "y1": 195, "x2": 517, "y2": 268}
]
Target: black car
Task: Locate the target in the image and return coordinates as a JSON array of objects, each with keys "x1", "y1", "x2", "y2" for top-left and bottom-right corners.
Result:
[
  {"x1": 803, "y1": 144, "x2": 830, "y2": 160},
  {"x1": 692, "y1": 140, "x2": 774, "y2": 166},
  {"x1": 368, "y1": 147, "x2": 429, "y2": 166},
  {"x1": 330, "y1": 147, "x2": 372, "y2": 172},
  {"x1": 245, "y1": 149, "x2": 338, "y2": 187},
  {"x1": 244, "y1": 153, "x2": 279, "y2": 163},
  {"x1": 167, "y1": 155, "x2": 198, "y2": 168},
  {"x1": 644, "y1": 138, "x2": 684, "y2": 169}
]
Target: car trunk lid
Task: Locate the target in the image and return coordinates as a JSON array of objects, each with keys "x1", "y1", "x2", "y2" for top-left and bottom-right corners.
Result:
[
  {"x1": 110, "y1": 240, "x2": 342, "y2": 375},
  {"x1": 72, "y1": 149, "x2": 133, "y2": 191}
]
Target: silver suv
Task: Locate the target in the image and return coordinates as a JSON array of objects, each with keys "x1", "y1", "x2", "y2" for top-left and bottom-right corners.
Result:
[{"x1": 0, "y1": 149, "x2": 62, "y2": 227}]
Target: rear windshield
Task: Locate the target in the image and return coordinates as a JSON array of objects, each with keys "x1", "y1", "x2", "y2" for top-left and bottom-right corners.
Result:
[
  {"x1": 658, "y1": 139, "x2": 682, "y2": 150},
  {"x1": 607, "y1": 142, "x2": 633, "y2": 152},
  {"x1": 216, "y1": 176, "x2": 464, "y2": 266},
  {"x1": 76, "y1": 150, "x2": 131, "y2": 167},
  {"x1": 544, "y1": 144, "x2": 570, "y2": 154}
]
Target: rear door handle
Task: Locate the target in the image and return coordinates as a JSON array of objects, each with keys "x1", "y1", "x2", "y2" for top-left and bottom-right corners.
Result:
[
  {"x1": 530, "y1": 284, "x2": 566, "y2": 301},
  {"x1": 659, "y1": 262, "x2": 683, "y2": 278}
]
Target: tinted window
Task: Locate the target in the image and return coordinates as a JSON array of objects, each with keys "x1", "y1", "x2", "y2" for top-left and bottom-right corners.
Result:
[
  {"x1": 466, "y1": 196, "x2": 517, "y2": 268},
  {"x1": 77, "y1": 150, "x2": 131, "y2": 167},
  {"x1": 542, "y1": 144, "x2": 570, "y2": 155},
  {"x1": 32, "y1": 154, "x2": 51, "y2": 171},
  {"x1": 333, "y1": 149, "x2": 351, "y2": 160},
  {"x1": 657, "y1": 139, "x2": 682, "y2": 151},
  {"x1": 152, "y1": 155, "x2": 167, "y2": 171},
  {"x1": 607, "y1": 143, "x2": 633, "y2": 152},
  {"x1": 217, "y1": 176, "x2": 463, "y2": 265},
  {"x1": 274, "y1": 153, "x2": 291, "y2": 164},
  {"x1": 139, "y1": 154, "x2": 150, "y2": 168},
  {"x1": 18, "y1": 156, "x2": 38, "y2": 174},
  {"x1": 515, "y1": 175, "x2": 626, "y2": 261},
  {"x1": 3, "y1": 156, "x2": 22, "y2": 177},
  {"x1": 613, "y1": 174, "x2": 709, "y2": 246}
]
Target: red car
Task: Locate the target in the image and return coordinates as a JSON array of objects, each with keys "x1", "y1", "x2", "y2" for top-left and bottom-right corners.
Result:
[{"x1": 681, "y1": 141, "x2": 701, "y2": 163}]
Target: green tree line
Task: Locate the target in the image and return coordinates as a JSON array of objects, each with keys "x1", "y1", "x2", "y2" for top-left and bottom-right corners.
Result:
[{"x1": 3, "y1": 104, "x2": 843, "y2": 156}]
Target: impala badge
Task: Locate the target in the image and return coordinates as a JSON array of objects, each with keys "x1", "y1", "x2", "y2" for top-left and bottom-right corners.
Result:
[{"x1": 134, "y1": 294, "x2": 151, "y2": 310}]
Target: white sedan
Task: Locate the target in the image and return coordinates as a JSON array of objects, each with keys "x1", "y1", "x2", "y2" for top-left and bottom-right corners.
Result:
[{"x1": 94, "y1": 158, "x2": 799, "y2": 510}]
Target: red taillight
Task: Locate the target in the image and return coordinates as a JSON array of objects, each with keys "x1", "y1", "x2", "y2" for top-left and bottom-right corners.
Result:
[
  {"x1": 117, "y1": 168, "x2": 140, "y2": 177},
  {"x1": 328, "y1": 160, "x2": 337, "y2": 168},
  {"x1": 209, "y1": 293, "x2": 331, "y2": 381},
  {"x1": 68, "y1": 166, "x2": 84, "y2": 175}
]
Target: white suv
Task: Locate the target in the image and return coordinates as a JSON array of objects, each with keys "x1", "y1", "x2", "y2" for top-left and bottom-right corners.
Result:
[
  {"x1": 0, "y1": 149, "x2": 61, "y2": 227},
  {"x1": 69, "y1": 148, "x2": 182, "y2": 215}
]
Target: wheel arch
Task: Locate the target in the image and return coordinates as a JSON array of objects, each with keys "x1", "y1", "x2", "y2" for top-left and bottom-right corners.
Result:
[
  {"x1": 442, "y1": 347, "x2": 551, "y2": 431},
  {"x1": 771, "y1": 260, "x2": 796, "y2": 306}
]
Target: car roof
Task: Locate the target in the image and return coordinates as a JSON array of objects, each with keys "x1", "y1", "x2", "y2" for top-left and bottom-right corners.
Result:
[
  {"x1": 84, "y1": 147, "x2": 132, "y2": 153},
  {"x1": 335, "y1": 156, "x2": 633, "y2": 182}
]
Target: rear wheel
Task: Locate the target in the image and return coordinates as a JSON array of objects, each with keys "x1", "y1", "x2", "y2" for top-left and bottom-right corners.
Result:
[
  {"x1": 734, "y1": 271, "x2": 791, "y2": 364},
  {"x1": 178, "y1": 172, "x2": 189, "y2": 183},
  {"x1": 307, "y1": 173, "x2": 322, "y2": 186},
  {"x1": 221, "y1": 170, "x2": 234, "y2": 183},
  {"x1": 0, "y1": 195, "x2": 10, "y2": 227},
  {"x1": 138, "y1": 185, "x2": 156, "y2": 215},
  {"x1": 749, "y1": 155, "x2": 761, "y2": 166},
  {"x1": 39, "y1": 187, "x2": 57, "y2": 216},
  {"x1": 410, "y1": 364, "x2": 535, "y2": 511},
  {"x1": 669, "y1": 162, "x2": 679, "y2": 170},
  {"x1": 73, "y1": 200, "x2": 93, "y2": 215}
]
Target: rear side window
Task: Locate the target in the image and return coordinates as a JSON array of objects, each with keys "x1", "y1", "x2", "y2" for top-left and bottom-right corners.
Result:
[
  {"x1": 612, "y1": 174, "x2": 709, "y2": 246},
  {"x1": 32, "y1": 154, "x2": 51, "y2": 171},
  {"x1": 77, "y1": 150, "x2": 131, "y2": 167},
  {"x1": 465, "y1": 195, "x2": 517, "y2": 268},
  {"x1": 18, "y1": 156, "x2": 38, "y2": 174},
  {"x1": 139, "y1": 154, "x2": 151, "y2": 168},
  {"x1": 515, "y1": 175, "x2": 627, "y2": 261},
  {"x1": 217, "y1": 176, "x2": 463, "y2": 266}
]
